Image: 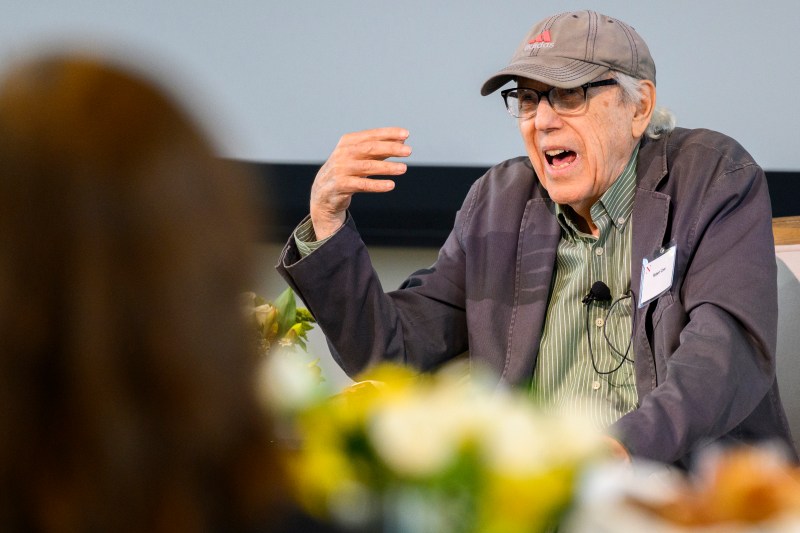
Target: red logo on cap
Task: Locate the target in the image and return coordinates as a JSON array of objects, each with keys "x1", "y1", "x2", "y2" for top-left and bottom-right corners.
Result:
[
  {"x1": 525, "y1": 30, "x2": 554, "y2": 50},
  {"x1": 529, "y1": 30, "x2": 551, "y2": 44}
]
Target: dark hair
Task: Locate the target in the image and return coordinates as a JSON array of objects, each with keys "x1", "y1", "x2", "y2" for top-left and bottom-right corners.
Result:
[{"x1": 0, "y1": 54, "x2": 284, "y2": 532}]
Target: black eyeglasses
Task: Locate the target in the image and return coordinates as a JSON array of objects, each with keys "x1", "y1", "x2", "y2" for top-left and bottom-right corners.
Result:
[{"x1": 501, "y1": 79, "x2": 619, "y2": 119}]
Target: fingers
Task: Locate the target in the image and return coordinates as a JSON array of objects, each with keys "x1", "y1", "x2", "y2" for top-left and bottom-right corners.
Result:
[
  {"x1": 309, "y1": 127, "x2": 412, "y2": 240},
  {"x1": 342, "y1": 126, "x2": 410, "y2": 147},
  {"x1": 334, "y1": 127, "x2": 411, "y2": 165},
  {"x1": 322, "y1": 158, "x2": 406, "y2": 191},
  {"x1": 325, "y1": 127, "x2": 411, "y2": 191}
]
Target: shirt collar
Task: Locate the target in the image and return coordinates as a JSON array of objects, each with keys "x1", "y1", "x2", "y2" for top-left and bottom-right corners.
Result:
[{"x1": 555, "y1": 145, "x2": 639, "y2": 235}]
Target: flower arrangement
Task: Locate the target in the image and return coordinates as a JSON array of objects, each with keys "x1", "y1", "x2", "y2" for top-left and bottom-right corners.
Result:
[
  {"x1": 287, "y1": 362, "x2": 606, "y2": 533},
  {"x1": 242, "y1": 287, "x2": 316, "y2": 356},
  {"x1": 243, "y1": 290, "x2": 800, "y2": 532},
  {"x1": 243, "y1": 288, "x2": 326, "y2": 412}
]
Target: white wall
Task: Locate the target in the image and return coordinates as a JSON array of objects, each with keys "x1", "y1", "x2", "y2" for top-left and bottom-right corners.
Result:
[{"x1": 2, "y1": 0, "x2": 799, "y2": 170}]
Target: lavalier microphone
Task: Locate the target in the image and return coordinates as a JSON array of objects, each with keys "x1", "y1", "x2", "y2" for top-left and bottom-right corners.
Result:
[{"x1": 582, "y1": 281, "x2": 612, "y2": 305}]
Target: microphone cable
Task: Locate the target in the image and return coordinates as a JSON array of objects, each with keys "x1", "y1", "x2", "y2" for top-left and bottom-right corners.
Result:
[{"x1": 583, "y1": 283, "x2": 634, "y2": 376}]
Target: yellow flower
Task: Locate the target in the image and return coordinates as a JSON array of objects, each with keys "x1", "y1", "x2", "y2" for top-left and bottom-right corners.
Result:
[
  {"x1": 288, "y1": 443, "x2": 356, "y2": 516},
  {"x1": 478, "y1": 466, "x2": 576, "y2": 533}
]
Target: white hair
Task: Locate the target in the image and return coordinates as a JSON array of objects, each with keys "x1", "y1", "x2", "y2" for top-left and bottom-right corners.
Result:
[{"x1": 613, "y1": 71, "x2": 676, "y2": 139}]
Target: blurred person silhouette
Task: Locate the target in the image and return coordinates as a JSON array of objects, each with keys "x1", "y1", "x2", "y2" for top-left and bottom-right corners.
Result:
[{"x1": 0, "y1": 53, "x2": 306, "y2": 532}]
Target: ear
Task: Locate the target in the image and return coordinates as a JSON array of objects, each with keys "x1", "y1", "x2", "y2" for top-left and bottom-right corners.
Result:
[{"x1": 631, "y1": 80, "x2": 656, "y2": 138}]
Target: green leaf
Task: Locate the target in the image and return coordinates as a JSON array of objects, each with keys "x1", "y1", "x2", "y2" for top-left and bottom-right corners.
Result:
[{"x1": 272, "y1": 287, "x2": 297, "y2": 337}]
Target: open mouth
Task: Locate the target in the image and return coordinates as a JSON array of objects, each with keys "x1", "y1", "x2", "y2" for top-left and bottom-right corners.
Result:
[{"x1": 545, "y1": 149, "x2": 577, "y2": 170}]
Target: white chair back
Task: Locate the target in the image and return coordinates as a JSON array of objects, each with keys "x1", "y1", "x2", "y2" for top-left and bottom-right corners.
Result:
[{"x1": 774, "y1": 216, "x2": 800, "y2": 449}]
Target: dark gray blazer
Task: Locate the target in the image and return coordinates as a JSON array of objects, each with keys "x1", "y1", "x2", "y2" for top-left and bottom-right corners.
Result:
[{"x1": 278, "y1": 127, "x2": 797, "y2": 466}]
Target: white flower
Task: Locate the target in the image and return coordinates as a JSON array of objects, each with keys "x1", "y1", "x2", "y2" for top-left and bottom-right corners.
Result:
[
  {"x1": 479, "y1": 393, "x2": 603, "y2": 476},
  {"x1": 253, "y1": 303, "x2": 276, "y2": 328},
  {"x1": 328, "y1": 480, "x2": 377, "y2": 529},
  {"x1": 538, "y1": 410, "x2": 605, "y2": 463},
  {"x1": 369, "y1": 391, "x2": 468, "y2": 478},
  {"x1": 256, "y1": 348, "x2": 320, "y2": 411},
  {"x1": 481, "y1": 395, "x2": 552, "y2": 475}
]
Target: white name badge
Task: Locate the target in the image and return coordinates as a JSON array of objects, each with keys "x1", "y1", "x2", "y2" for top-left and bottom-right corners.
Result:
[{"x1": 638, "y1": 245, "x2": 677, "y2": 308}]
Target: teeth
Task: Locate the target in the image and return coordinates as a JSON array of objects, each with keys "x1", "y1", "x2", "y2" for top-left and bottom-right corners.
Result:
[{"x1": 545, "y1": 149, "x2": 566, "y2": 156}]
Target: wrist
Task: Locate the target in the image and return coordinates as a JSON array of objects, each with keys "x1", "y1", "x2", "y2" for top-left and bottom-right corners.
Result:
[{"x1": 310, "y1": 211, "x2": 345, "y2": 241}]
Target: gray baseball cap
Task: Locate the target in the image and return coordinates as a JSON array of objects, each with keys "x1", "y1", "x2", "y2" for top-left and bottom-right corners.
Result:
[{"x1": 481, "y1": 10, "x2": 656, "y2": 95}]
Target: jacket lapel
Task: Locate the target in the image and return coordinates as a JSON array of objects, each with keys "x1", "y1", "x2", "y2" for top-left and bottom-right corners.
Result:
[
  {"x1": 631, "y1": 135, "x2": 671, "y2": 394},
  {"x1": 501, "y1": 198, "x2": 561, "y2": 385}
]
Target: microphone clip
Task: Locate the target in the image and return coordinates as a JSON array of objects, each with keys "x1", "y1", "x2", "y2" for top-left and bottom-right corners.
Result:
[{"x1": 582, "y1": 281, "x2": 612, "y2": 305}]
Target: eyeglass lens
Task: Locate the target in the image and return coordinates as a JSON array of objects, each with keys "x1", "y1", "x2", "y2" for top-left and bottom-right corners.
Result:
[{"x1": 506, "y1": 86, "x2": 586, "y2": 118}]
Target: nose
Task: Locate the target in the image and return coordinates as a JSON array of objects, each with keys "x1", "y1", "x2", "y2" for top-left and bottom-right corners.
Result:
[{"x1": 533, "y1": 98, "x2": 562, "y2": 131}]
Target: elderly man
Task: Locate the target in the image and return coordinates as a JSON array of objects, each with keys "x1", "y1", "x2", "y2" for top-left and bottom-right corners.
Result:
[{"x1": 277, "y1": 10, "x2": 797, "y2": 466}]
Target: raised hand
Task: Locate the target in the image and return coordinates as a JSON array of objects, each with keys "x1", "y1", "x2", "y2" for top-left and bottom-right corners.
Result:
[{"x1": 310, "y1": 127, "x2": 411, "y2": 240}]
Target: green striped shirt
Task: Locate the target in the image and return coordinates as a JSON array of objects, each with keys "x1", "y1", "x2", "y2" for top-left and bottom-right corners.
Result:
[
  {"x1": 531, "y1": 147, "x2": 638, "y2": 429},
  {"x1": 293, "y1": 215, "x2": 333, "y2": 257}
]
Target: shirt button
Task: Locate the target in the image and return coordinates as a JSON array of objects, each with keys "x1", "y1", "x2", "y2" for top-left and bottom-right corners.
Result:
[
  {"x1": 595, "y1": 317, "x2": 605, "y2": 328},
  {"x1": 617, "y1": 216, "x2": 626, "y2": 226},
  {"x1": 592, "y1": 380, "x2": 601, "y2": 390},
  {"x1": 595, "y1": 247, "x2": 604, "y2": 256}
]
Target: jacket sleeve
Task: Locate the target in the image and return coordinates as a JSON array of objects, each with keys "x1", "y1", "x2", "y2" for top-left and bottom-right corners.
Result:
[
  {"x1": 274, "y1": 182, "x2": 480, "y2": 379},
  {"x1": 611, "y1": 149, "x2": 783, "y2": 463}
]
